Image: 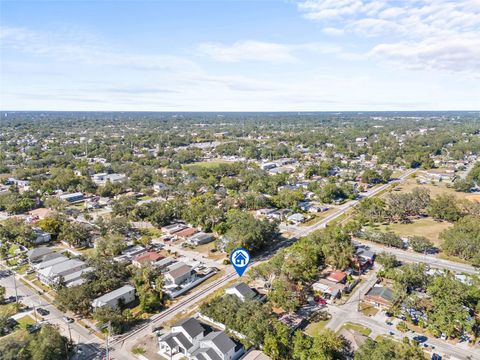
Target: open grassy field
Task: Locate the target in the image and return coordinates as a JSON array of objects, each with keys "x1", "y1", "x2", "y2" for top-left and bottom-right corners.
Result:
[
  {"x1": 339, "y1": 322, "x2": 372, "y2": 336},
  {"x1": 376, "y1": 217, "x2": 452, "y2": 246},
  {"x1": 395, "y1": 175, "x2": 471, "y2": 201}
]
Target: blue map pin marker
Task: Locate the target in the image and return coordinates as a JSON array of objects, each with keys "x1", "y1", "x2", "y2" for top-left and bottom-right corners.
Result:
[{"x1": 230, "y1": 248, "x2": 251, "y2": 277}]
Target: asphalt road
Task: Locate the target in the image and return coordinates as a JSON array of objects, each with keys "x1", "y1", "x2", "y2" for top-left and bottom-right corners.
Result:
[{"x1": 0, "y1": 272, "x2": 103, "y2": 359}]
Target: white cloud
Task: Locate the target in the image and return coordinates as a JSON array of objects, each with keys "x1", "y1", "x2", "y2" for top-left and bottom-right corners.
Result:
[
  {"x1": 0, "y1": 26, "x2": 200, "y2": 73},
  {"x1": 297, "y1": 0, "x2": 480, "y2": 74},
  {"x1": 197, "y1": 40, "x2": 341, "y2": 63}
]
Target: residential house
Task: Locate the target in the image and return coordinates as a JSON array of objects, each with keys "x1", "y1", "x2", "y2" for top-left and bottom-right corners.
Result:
[
  {"x1": 175, "y1": 227, "x2": 199, "y2": 241},
  {"x1": 91, "y1": 173, "x2": 126, "y2": 185},
  {"x1": 269, "y1": 209, "x2": 292, "y2": 221},
  {"x1": 113, "y1": 245, "x2": 146, "y2": 263},
  {"x1": 36, "y1": 257, "x2": 87, "y2": 286},
  {"x1": 287, "y1": 213, "x2": 306, "y2": 224},
  {"x1": 162, "y1": 223, "x2": 187, "y2": 235},
  {"x1": 27, "y1": 247, "x2": 57, "y2": 264},
  {"x1": 132, "y1": 251, "x2": 164, "y2": 268},
  {"x1": 423, "y1": 169, "x2": 456, "y2": 183},
  {"x1": 31, "y1": 227, "x2": 51, "y2": 245},
  {"x1": 225, "y1": 283, "x2": 261, "y2": 302},
  {"x1": 156, "y1": 256, "x2": 176, "y2": 270},
  {"x1": 326, "y1": 271, "x2": 347, "y2": 284},
  {"x1": 187, "y1": 232, "x2": 215, "y2": 246},
  {"x1": 364, "y1": 286, "x2": 395, "y2": 308},
  {"x1": 158, "y1": 317, "x2": 244, "y2": 360},
  {"x1": 255, "y1": 208, "x2": 277, "y2": 217},
  {"x1": 91, "y1": 285, "x2": 136, "y2": 310},
  {"x1": 59, "y1": 192, "x2": 84, "y2": 203},
  {"x1": 165, "y1": 262, "x2": 193, "y2": 286},
  {"x1": 260, "y1": 162, "x2": 276, "y2": 171},
  {"x1": 354, "y1": 248, "x2": 375, "y2": 272},
  {"x1": 312, "y1": 280, "x2": 344, "y2": 303}
]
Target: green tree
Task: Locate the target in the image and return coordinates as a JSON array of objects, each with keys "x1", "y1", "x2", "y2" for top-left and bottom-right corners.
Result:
[
  {"x1": 409, "y1": 236, "x2": 433, "y2": 253},
  {"x1": 440, "y1": 215, "x2": 480, "y2": 265},
  {"x1": 59, "y1": 222, "x2": 91, "y2": 248},
  {"x1": 133, "y1": 266, "x2": 166, "y2": 312},
  {"x1": 28, "y1": 325, "x2": 70, "y2": 360},
  {"x1": 355, "y1": 337, "x2": 425, "y2": 360},
  {"x1": 93, "y1": 307, "x2": 135, "y2": 334},
  {"x1": 427, "y1": 194, "x2": 463, "y2": 222}
]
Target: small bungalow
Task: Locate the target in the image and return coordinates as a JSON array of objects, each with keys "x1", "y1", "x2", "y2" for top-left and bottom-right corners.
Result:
[{"x1": 364, "y1": 286, "x2": 395, "y2": 308}]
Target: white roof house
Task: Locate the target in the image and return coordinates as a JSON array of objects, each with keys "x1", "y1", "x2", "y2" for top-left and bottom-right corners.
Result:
[
  {"x1": 91, "y1": 285, "x2": 136, "y2": 310},
  {"x1": 187, "y1": 232, "x2": 214, "y2": 246},
  {"x1": 225, "y1": 283, "x2": 259, "y2": 302},
  {"x1": 287, "y1": 213, "x2": 306, "y2": 224},
  {"x1": 37, "y1": 258, "x2": 87, "y2": 286}
]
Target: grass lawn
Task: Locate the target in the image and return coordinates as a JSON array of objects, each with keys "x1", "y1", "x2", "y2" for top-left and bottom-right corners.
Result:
[
  {"x1": 378, "y1": 217, "x2": 452, "y2": 246},
  {"x1": 193, "y1": 242, "x2": 225, "y2": 261},
  {"x1": 0, "y1": 303, "x2": 20, "y2": 318},
  {"x1": 304, "y1": 319, "x2": 330, "y2": 336},
  {"x1": 339, "y1": 322, "x2": 372, "y2": 336},
  {"x1": 8, "y1": 244, "x2": 19, "y2": 256},
  {"x1": 15, "y1": 264, "x2": 29, "y2": 275},
  {"x1": 358, "y1": 302, "x2": 379, "y2": 317},
  {"x1": 16, "y1": 315, "x2": 36, "y2": 329}
]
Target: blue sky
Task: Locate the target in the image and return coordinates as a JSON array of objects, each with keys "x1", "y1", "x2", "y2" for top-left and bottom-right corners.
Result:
[{"x1": 1, "y1": 0, "x2": 479, "y2": 111}]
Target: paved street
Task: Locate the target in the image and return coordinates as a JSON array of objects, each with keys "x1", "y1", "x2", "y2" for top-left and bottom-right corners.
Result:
[{"x1": 0, "y1": 271, "x2": 103, "y2": 359}]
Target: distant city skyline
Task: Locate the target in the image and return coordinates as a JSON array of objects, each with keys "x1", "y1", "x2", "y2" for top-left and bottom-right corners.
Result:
[{"x1": 1, "y1": 0, "x2": 479, "y2": 111}]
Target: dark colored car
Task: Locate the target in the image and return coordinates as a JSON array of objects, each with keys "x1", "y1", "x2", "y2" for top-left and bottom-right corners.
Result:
[
  {"x1": 413, "y1": 335, "x2": 428, "y2": 343},
  {"x1": 36, "y1": 308, "x2": 50, "y2": 316}
]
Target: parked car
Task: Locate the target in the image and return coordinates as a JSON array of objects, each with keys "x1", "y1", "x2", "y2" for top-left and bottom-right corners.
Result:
[
  {"x1": 413, "y1": 335, "x2": 428, "y2": 343},
  {"x1": 27, "y1": 322, "x2": 45, "y2": 333},
  {"x1": 36, "y1": 308, "x2": 50, "y2": 316},
  {"x1": 63, "y1": 316, "x2": 74, "y2": 323}
]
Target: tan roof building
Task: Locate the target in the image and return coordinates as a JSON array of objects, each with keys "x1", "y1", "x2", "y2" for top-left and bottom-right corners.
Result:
[
  {"x1": 242, "y1": 350, "x2": 271, "y2": 360},
  {"x1": 337, "y1": 328, "x2": 368, "y2": 351}
]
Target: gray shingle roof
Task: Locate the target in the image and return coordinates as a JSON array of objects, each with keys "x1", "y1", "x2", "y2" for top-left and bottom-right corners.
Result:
[
  {"x1": 173, "y1": 332, "x2": 193, "y2": 350},
  {"x1": 228, "y1": 282, "x2": 257, "y2": 300},
  {"x1": 202, "y1": 331, "x2": 236, "y2": 354},
  {"x1": 27, "y1": 247, "x2": 54, "y2": 259},
  {"x1": 366, "y1": 286, "x2": 395, "y2": 302},
  {"x1": 173, "y1": 317, "x2": 205, "y2": 338}
]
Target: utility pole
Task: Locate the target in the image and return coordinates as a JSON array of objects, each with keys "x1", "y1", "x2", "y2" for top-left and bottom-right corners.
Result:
[
  {"x1": 67, "y1": 322, "x2": 72, "y2": 343},
  {"x1": 105, "y1": 320, "x2": 111, "y2": 360},
  {"x1": 32, "y1": 302, "x2": 38, "y2": 324},
  {"x1": 12, "y1": 274, "x2": 18, "y2": 304}
]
